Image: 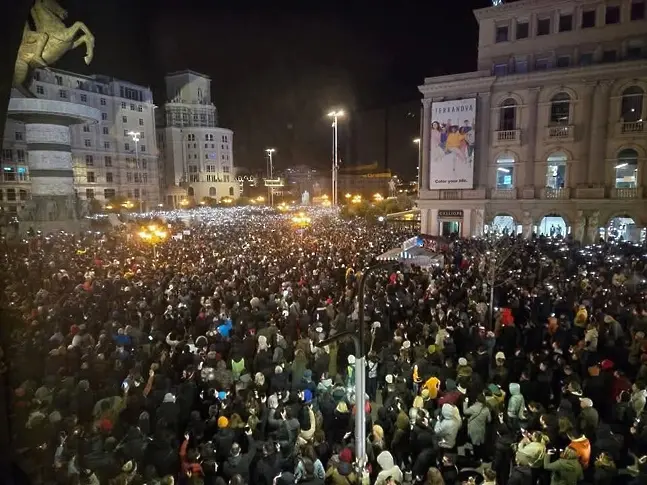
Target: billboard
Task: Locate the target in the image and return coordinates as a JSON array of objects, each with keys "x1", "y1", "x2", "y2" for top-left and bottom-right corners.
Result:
[{"x1": 429, "y1": 98, "x2": 476, "y2": 189}]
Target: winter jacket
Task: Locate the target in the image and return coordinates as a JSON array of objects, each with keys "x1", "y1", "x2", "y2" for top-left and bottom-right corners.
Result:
[
  {"x1": 434, "y1": 403, "x2": 461, "y2": 449},
  {"x1": 508, "y1": 465, "x2": 533, "y2": 485},
  {"x1": 507, "y1": 383, "x2": 525, "y2": 420},
  {"x1": 222, "y1": 436, "x2": 257, "y2": 483},
  {"x1": 463, "y1": 400, "x2": 491, "y2": 446},
  {"x1": 543, "y1": 454, "x2": 583, "y2": 485},
  {"x1": 375, "y1": 451, "x2": 403, "y2": 485},
  {"x1": 515, "y1": 439, "x2": 546, "y2": 468}
]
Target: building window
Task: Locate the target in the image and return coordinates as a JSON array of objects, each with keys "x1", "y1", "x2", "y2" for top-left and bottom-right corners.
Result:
[
  {"x1": 632, "y1": 1, "x2": 646, "y2": 20},
  {"x1": 123, "y1": 130, "x2": 129, "y2": 136},
  {"x1": 140, "y1": 145, "x2": 146, "y2": 152},
  {"x1": 602, "y1": 50, "x2": 617, "y2": 62},
  {"x1": 535, "y1": 57, "x2": 550, "y2": 70},
  {"x1": 2, "y1": 149, "x2": 12, "y2": 160},
  {"x1": 493, "y1": 63, "x2": 508, "y2": 76},
  {"x1": 121, "y1": 102, "x2": 126, "y2": 109},
  {"x1": 514, "y1": 57, "x2": 528, "y2": 73},
  {"x1": 87, "y1": 172, "x2": 96, "y2": 183},
  {"x1": 556, "y1": 55, "x2": 571, "y2": 67},
  {"x1": 627, "y1": 41, "x2": 643, "y2": 59},
  {"x1": 615, "y1": 149, "x2": 638, "y2": 188},
  {"x1": 100, "y1": 98, "x2": 106, "y2": 106},
  {"x1": 515, "y1": 21, "x2": 528, "y2": 39},
  {"x1": 104, "y1": 188, "x2": 115, "y2": 199},
  {"x1": 209, "y1": 187, "x2": 217, "y2": 197},
  {"x1": 16, "y1": 149, "x2": 25, "y2": 163},
  {"x1": 579, "y1": 52, "x2": 594, "y2": 65},
  {"x1": 559, "y1": 14, "x2": 573, "y2": 32},
  {"x1": 102, "y1": 127, "x2": 109, "y2": 135},
  {"x1": 105, "y1": 156, "x2": 112, "y2": 167},
  {"x1": 550, "y1": 92, "x2": 571, "y2": 124},
  {"x1": 84, "y1": 139, "x2": 92, "y2": 147},
  {"x1": 495, "y1": 25, "x2": 509, "y2": 43},
  {"x1": 85, "y1": 155, "x2": 94, "y2": 166},
  {"x1": 36, "y1": 85, "x2": 44, "y2": 95},
  {"x1": 130, "y1": 103, "x2": 135, "y2": 110},
  {"x1": 496, "y1": 153, "x2": 515, "y2": 189},
  {"x1": 137, "y1": 105, "x2": 143, "y2": 112},
  {"x1": 15, "y1": 131, "x2": 23, "y2": 141},
  {"x1": 83, "y1": 125, "x2": 90, "y2": 133},
  {"x1": 142, "y1": 160, "x2": 147, "y2": 169},
  {"x1": 125, "y1": 143, "x2": 130, "y2": 151},
  {"x1": 19, "y1": 189, "x2": 27, "y2": 201},
  {"x1": 537, "y1": 17, "x2": 551, "y2": 35},
  {"x1": 229, "y1": 187, "x2": 235, "y2": 196},
  {"x1": 138, "y1": 118, "x2": 144, "y2": 126},
  {"x1": 546, "y1": 152, "x2": 567, "y2": 189},
  {"x1": 122, "y1": 116, "x2": 127, "y2": 123},
  {"x1": 6, "y1": 188, "x2": 16, "y2": 201},
  {"x1": 187, "y1": 134, "x2": 195, "y2": 141},
  {"x1": 55, "y1": 75, "x2": 63, "y2": 85},
  {"x1": 59, "y1": 89, "x2": 68, "y2": 99},
  {"x1": 620, "y1": 86, "x2": 644, "y2": 122},
  {"x1": 606, "y1": 5, "x2": 620, "y2": 24},
  {"x1": 126, "y1": 172, "x2": 133, "y2": 183},
  {"x1": 582, "y1": 9, "x2": 596, "y2": 28},
  {"x1": 101, "y1": 112, "x2": 108, "y2": 120},
  {"x1": 80, "y1": 94, "x2": 87, "y2": 103},
  {"x1": 86, "y1": 189, "x2": 95, "y2": 199},
  {"x1": 499, "y1": 98, "x2": 517, "y2": 131},
  {"x1": 104, "y1": 141, "x2": 110, "y2": 149}
]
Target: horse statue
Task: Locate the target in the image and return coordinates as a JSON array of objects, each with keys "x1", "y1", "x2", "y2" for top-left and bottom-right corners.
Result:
[{"x1": 14, "y1": 0, "x2": 95, "y2": 93}]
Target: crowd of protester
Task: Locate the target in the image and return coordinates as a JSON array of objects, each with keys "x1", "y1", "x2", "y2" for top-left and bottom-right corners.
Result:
[{"x1": 2, "y1": 206, "x2": 647, "y2": 485}]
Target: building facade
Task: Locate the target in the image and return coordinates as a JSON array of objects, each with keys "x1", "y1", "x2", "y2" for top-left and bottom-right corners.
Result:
[
  {"x1": 156, "y1": 70, "x2": 237, "y2": 207},
  {"x1": 1, "y1": 68, "x2": 160, "y2": 214},
  {"x1": 418, "y1": 0, "x2": 647, "y2": 242}
]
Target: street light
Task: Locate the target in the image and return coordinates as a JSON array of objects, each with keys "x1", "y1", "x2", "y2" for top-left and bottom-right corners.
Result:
[
  {"x1": 265, "y1": 148, "x2": 276, "y2": 206},
  {"x1": 413, "y1": 138, "x2": 421, "y2": 194},
  {"x1": 128, "y1": 131, "x2": 143, "y2": 212},
  {"x1": 327, "y1": 110, "x2": 344, "y2": 206},
  {"x1": 138, "y1": 225, "x2": 168, "y2": 258}
]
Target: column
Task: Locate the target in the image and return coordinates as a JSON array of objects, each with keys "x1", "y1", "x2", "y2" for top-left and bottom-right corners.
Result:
[
  {"x1": 419, "y1": 99, "x2": 432, "y2": 195},
  {"x1": 476, "y1": 92, "x2": 491, "y2": 188},
  {"x1": 588, "y1": 81, "x2": 612, "y2": 185},
  {"x1": 578, "y1": 83, "x2": 595, "y2": 186},
  {"x1": 524, "y1": 88, "x2": 540, "y2": 188}
]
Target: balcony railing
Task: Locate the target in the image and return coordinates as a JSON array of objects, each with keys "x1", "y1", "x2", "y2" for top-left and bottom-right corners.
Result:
[
  {"x1": 618, "y1": 121, "x2": 645, "y2": 135},
  {"x1": 492, "y1": 129, "x2": 521, "y2": 146},
  {"x1": 610, "y1": 186, "x2": 643, "y2": 199},
  {"x1": 440, "y1": 190, "x2": 460, "y2": 200},
  {"x1": 490, "y1": 188, "x2": 517, "y2": 199},
  {"x1": 546, "y1": 124, "x2": 574, "y2": 141},
  {"x1": 574, "y1": 186, "x2": 605, "y2": 199},
  {"x1": 541, "y1": 187, "x2": 570, "y2": 199},
  {"x1": 433, "y1": 188, "x2": 486, "y2": 200}
]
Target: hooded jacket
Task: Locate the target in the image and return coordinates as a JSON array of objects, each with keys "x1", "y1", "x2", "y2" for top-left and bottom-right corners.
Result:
[
  {"x1": 543, "y1": 452, "x2": 583, "y2": 485},
  {"x1": 507, "y1": 383, "x2": 525, "y2": 419},
  {"x1": 463, "y1": 399, "x2": 491, "y2": 445},
  {"x1": 374, "y1": 451, "x2": 403, "y2": 485},
  {"x1": 434, "y1": 403, "x2": 461, "y2": 449}
]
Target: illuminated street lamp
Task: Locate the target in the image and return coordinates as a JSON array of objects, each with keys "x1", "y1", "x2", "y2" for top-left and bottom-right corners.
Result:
[
  {"x1": 345, "y1": 193, "x2": 352, "y2": 200},
  {"x1": 327, "y1": 110, "x2": 345, "y2": 206},
  {"x1": 179, "y1": 198, "x2": 189, "y2": 208},
  {"x1": 138, "y1": 225, "x2": 168, "y2": 258},
  {"x1": 373, "y1": 193, "x2": 383, "y2": 202}
]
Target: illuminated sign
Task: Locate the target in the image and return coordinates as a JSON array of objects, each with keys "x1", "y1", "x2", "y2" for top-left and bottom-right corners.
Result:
[
  {"x1": 264, "y1": 178, "x2": 284, "y2": 187},
  {"x1": 438, "y1": 210, "x2": 464, "y2": 218}
]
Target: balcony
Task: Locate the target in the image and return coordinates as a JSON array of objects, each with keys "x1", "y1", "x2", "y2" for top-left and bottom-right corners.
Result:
[
  {"x1": 610, "y1": 186, "x2": 643, "y2": 199},
  {"x1": 492, "y1": 129, "x2": 521, "y2": 146},
  {"x1": 541, "y1": 187, "x2": 570, "y2": 199},
  {"x1": 433, "y1": 188, "x2": 486, "y2": 200},
  {"x1": 490, "y1": 188, "x2": 517, "y2": 199},
  {"x1": 617, "y1": 121, "x2": 645, "y2": 136},
  {"x1": 546, "y1": 124, "x2": 575, "y2": 142},
  {"x1": 574, "y1": 186, "x2": 605, "y2": 199}
]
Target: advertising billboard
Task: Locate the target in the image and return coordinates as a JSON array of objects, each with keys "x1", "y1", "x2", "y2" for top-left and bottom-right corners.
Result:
[{"x1": 429, "y1": 98, "x2": 476, "y2": 189}]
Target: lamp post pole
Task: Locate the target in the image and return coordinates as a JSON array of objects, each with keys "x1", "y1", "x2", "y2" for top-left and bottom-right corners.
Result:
[
  {"x1": 265, "y1": 148, "x2": 275, "y2": 206},
  {"x1": 413, "y1": 138, "x2": 421, "y2": 195},
  {"x1": 327, "y1": 110, "x2": 344, "y2": 206},
  {"x1": 128, "y1": 131, "x2": 142, "y2": 212}
]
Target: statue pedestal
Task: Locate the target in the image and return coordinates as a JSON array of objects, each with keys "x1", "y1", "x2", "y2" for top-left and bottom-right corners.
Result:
[{"x1": 7, "y1": 97, "x2": 100, "y2": 234}]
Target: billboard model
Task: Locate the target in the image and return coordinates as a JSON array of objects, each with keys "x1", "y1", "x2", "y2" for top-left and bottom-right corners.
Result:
[{"x1": 429, "y1": 98, "x2": 476, "y2": 190}]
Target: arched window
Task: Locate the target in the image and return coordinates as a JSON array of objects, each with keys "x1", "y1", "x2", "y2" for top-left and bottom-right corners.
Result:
[
  {"x1": 546, "y1": 152, "x2": 567, "y2": 189},
  {"x1": 229, "y1": 186, "x2": 235, "y2": 197},
  {"x1": 187, "y1": 186, "x2": 195, "y2": 196},
  {"x1": 615, "y1": 148, "x2": 638, "y2": 188},
  {"x1": 209, "y1": 187, "x2": 217, "y2": 197},
  {"x1": 495, "y1": 153, "x2": 515, "y2": 189},
  {"x1": 550, "y1": 92, "x2": 571, "y2": 124},
  {"x1": 620, "y1": 86, "x2": 644, "y2": 122},
  {"x1": 499, "y1": 98, "x2": 517, "y2": 131}
]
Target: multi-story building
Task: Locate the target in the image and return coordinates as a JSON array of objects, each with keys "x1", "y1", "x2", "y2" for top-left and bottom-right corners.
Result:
[
  {"x1": 156, "y1": 70, "x2": 236, "y2": 207},
  {"x1": 0, "y1": 68, "x2": 160, "y2": 214},
  {"x1": 418, "y1": 0, "x2": 647, "y2": 242}
]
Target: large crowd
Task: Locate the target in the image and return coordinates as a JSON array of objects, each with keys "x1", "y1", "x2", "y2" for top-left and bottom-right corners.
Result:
[{"x1": 2, "y1": 206, "x2": 647, "y2": 485}]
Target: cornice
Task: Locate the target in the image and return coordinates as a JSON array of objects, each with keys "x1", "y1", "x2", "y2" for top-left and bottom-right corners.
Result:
[
  {"x1": 473, "y1": 0, "x2": 592, "y2": 22},
  {"x1": 419, "y1": 76, "x2": 495, "y2": 97}
]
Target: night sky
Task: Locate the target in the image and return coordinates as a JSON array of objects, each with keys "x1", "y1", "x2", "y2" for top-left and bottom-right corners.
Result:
[{"x1": 50, "y1": 0, "x2": 492, "y2": 177}]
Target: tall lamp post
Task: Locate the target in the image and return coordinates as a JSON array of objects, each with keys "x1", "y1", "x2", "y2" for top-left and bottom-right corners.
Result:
[
  {"x1": 265, "y1": 148, "x2": 276, "y2": 206},
  {"x1": 327, "y1": 110, "x2": 344, "y2": 206},
  {"x1": 413, "y1": 138, "x2": 421, "y2": 195},
  {"x1": 128, "y1": 131, "x2": 142, "y2": 212}
]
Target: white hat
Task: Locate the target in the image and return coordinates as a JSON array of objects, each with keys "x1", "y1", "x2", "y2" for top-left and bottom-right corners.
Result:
[
  {"x1": 348, "y1": 355, "x2": 356, "y2": 364},
  {"x1": 495, "y1": 351, "x2": 506, "y2": 360},
  {"x1": 385, "y1": 374, "x2": 394, "y2": 384},
  {"x1": 458, "y1": 357, "x2": 467, "y2": 366},
  {"x1": 402, "y1": 340, "x2": 411, "y2": 349}
]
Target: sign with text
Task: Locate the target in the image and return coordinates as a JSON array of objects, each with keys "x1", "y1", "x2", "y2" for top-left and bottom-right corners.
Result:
[
  {"x1": 429, "y1": 98, "x2": 476, "y2": 190},
  {"x1": 438, "y1": 210, "x2": 464, "y2": 218}
]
